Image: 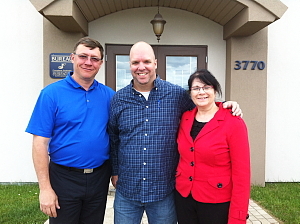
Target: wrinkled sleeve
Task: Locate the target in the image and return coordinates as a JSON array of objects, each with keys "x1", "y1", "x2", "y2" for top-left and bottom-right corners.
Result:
[{"x1": 228, "y1": 117, "x2": 251, "y2": 224}]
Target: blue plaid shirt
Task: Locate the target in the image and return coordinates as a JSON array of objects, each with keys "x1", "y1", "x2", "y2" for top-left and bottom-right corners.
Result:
[{"x1": 109, "y1": 76, "x2": 194, "y2": 203}]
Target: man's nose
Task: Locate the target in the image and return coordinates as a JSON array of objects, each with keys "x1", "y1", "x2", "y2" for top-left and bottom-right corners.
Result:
[
  {"x1": 137, "y1": 62, "x2": 146, "y2": 70},
  {"x1": 84, "y1": 57, "x2": 93, "y2": 65}
]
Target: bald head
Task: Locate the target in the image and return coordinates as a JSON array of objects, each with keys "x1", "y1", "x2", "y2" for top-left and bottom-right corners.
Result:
[
  {"x1": 130, "y1": 41, "x2": 156, "y2": 61},
  {"x1": 129, "y1": 41, "x2": 157, "y2": 91}
]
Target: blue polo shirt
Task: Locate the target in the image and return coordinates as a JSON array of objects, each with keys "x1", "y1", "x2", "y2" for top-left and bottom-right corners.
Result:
[{"x1": 26, "y1": 73, "x2": 115, "y2": 169}]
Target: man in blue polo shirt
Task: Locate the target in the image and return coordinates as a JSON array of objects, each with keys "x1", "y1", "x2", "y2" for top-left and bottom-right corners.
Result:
[{"x1": 26, "y1": 37, "x2": 115, "y2": 224}]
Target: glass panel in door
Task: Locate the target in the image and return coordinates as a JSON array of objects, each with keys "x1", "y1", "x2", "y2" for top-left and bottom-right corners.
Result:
[
  {"x1": 166, "y1": 56, "x2": 197, "y2": 90},
  {"x1": 116, "y1": 55, "x2": 130, "y2": 91}
]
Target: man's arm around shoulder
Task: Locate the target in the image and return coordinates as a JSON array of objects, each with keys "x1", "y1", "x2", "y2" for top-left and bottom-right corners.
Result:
[{"x1": 223, "y1": 101, "x2": 243, "y2": 117}]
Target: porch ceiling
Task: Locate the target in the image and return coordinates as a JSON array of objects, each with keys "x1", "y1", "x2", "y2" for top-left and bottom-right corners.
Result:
[
  {"x1": 29, "y1": 0, "x2": 288, "y2": 38},
  {"x1": 74, "y1": 0, "x2": 245, "y2": 26}
]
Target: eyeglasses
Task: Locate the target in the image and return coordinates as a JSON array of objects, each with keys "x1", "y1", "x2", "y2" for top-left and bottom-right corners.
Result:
[
  {"x1": 74, "y1": 53, "x2": 102, "y2": 63},
  {"x1": 190, "y1": 85, "x2": 213, "y2": 92}
]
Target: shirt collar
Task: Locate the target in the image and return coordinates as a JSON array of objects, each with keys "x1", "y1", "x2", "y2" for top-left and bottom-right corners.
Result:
[
  {"x1": 65, "y1": 72, "x2": 97, "y2": 90},
  {"x1": 130, "y1": 75, "x2": 162, "y2": 92}
]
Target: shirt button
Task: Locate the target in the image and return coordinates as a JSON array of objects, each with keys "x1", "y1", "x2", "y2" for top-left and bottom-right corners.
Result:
[
  {"x1": 217, "y1": 183, "x2": 223, "y2": 188},
  {"x1": 145, "y1": 119, "x2": 148, "y2": 122},
  {"x1": 189, "y1": 176, "x2": 193, "y2": 181},
  {"x1": 145, "y1": 134, "x2": 148, "y2": 136},
  {"x1": 146, "y1": 106, "x2": 149, "y2": 108},
  {"x1": 87, "y1": 100, "x2": 89, "y2": 102},
  {"x1": 190, "y1": 161, "x2": 194, "y2": 166},
  {"x1": 139, "y1": 95, "x2": 142, "y2": 97},
  {"x1": 143, "y1": 162, "x2": 146, "y2": 165},
  {"x1": 143, "y1": 178, "x2": 146, "y2": 180},
  {"x1": 190, "y1": 147, "x2": 194, "y2": 152},
  {"x1": 143, "y1": 148, "x2": 147, "y2": 150}
]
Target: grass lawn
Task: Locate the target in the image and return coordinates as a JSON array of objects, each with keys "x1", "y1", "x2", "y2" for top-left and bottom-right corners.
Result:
[
  {"x1": 0, "y1": 183, "x2": 47, "y2": 224},
  {"x1": 1, "y1": 182, "x2": 299, "y2": 223},
  {"x1": 251, "y1": 182, "x2": 300, "y2": 224}
]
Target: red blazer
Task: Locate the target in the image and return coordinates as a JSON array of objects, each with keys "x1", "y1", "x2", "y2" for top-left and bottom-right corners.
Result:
[{"x1": 175, "y1": 103, "x2": 251, "y2": 224}]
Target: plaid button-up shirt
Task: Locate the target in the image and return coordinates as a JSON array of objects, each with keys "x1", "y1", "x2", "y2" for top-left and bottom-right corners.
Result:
[{"x1": 109, "y1": 76, "x2": 194, "y2": 203}]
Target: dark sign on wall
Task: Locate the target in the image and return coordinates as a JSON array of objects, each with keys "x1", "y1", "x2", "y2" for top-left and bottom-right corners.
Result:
[{"x1": 50, "y1": 53, "x2": 73, "y2": 78}]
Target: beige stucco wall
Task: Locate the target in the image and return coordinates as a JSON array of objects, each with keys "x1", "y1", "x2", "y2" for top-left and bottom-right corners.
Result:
[
  {"x1": 43, "y1": 18, "x2": 84, "y2": 86},
  {"x1": 226, "y1": 29, "x2": 268, "y2": 185},
  {"x1": 88, "y1": 7, "x2": 226, "y2": 97}
]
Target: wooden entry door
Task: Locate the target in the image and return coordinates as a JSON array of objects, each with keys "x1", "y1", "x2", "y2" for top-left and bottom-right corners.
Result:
[{"x1": 105, "y1": 44, "x2": 207, "y2": 91}]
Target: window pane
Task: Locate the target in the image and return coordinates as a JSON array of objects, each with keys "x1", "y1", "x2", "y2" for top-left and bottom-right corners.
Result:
[
  {"x1": 166, "y1": 56, "x2": 197, "y2": 89},
  {"x1": 116, "y1": 55, "x2": 131, "y2": 91}
]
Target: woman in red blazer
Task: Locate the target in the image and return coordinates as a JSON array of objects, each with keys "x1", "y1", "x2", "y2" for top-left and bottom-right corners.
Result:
[{"x1": 175, "y1": 69, "x2": 250, "y2": 224}]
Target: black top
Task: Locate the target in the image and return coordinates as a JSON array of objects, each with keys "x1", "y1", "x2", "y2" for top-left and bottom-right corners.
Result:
[{"x1": 190, "y1": 119, "x2": 207, "y2": 140}]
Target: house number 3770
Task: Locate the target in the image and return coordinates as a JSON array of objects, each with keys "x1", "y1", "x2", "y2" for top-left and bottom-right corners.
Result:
[{"x1": 234, "y1": 60, "x2": 265, "y2": 70}]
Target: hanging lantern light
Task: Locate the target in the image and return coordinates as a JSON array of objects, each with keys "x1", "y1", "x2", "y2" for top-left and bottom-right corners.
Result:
[{"x1": 150, "y1": 1, "x2": 166, "y2": 42}]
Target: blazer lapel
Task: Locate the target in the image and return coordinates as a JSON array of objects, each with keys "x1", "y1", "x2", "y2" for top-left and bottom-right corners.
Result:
[
  {"x1": 180, "y1": 108, "x2": 197, "y2": 144},
  {"x1": 196, "y1": 117, "x2": 220, "y2": 139}
]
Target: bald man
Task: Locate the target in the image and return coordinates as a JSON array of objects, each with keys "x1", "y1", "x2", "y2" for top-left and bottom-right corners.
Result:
[{"x1": 108, "y1": 41, "x2": 241, "y2": 224}]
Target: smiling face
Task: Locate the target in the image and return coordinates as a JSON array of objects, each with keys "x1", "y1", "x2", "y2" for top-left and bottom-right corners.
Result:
[
  {"x1": 129, "y1": 42, "x2": 157, "y2": 91},
  {"x1": 190, "y1": 78, "x2": 216, "y2": 109},
  {"x1": 71, "y1": 44, "x2": 103, "y2": 86}
]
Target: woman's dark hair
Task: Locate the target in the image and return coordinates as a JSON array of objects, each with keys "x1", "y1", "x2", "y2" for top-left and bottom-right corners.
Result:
[
  {"x1": 73, "y1": 37, "x2": 104, "y2": 60},
  {"x1": 188, "y1": 69, "x2": 222, "y2": 97}
]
